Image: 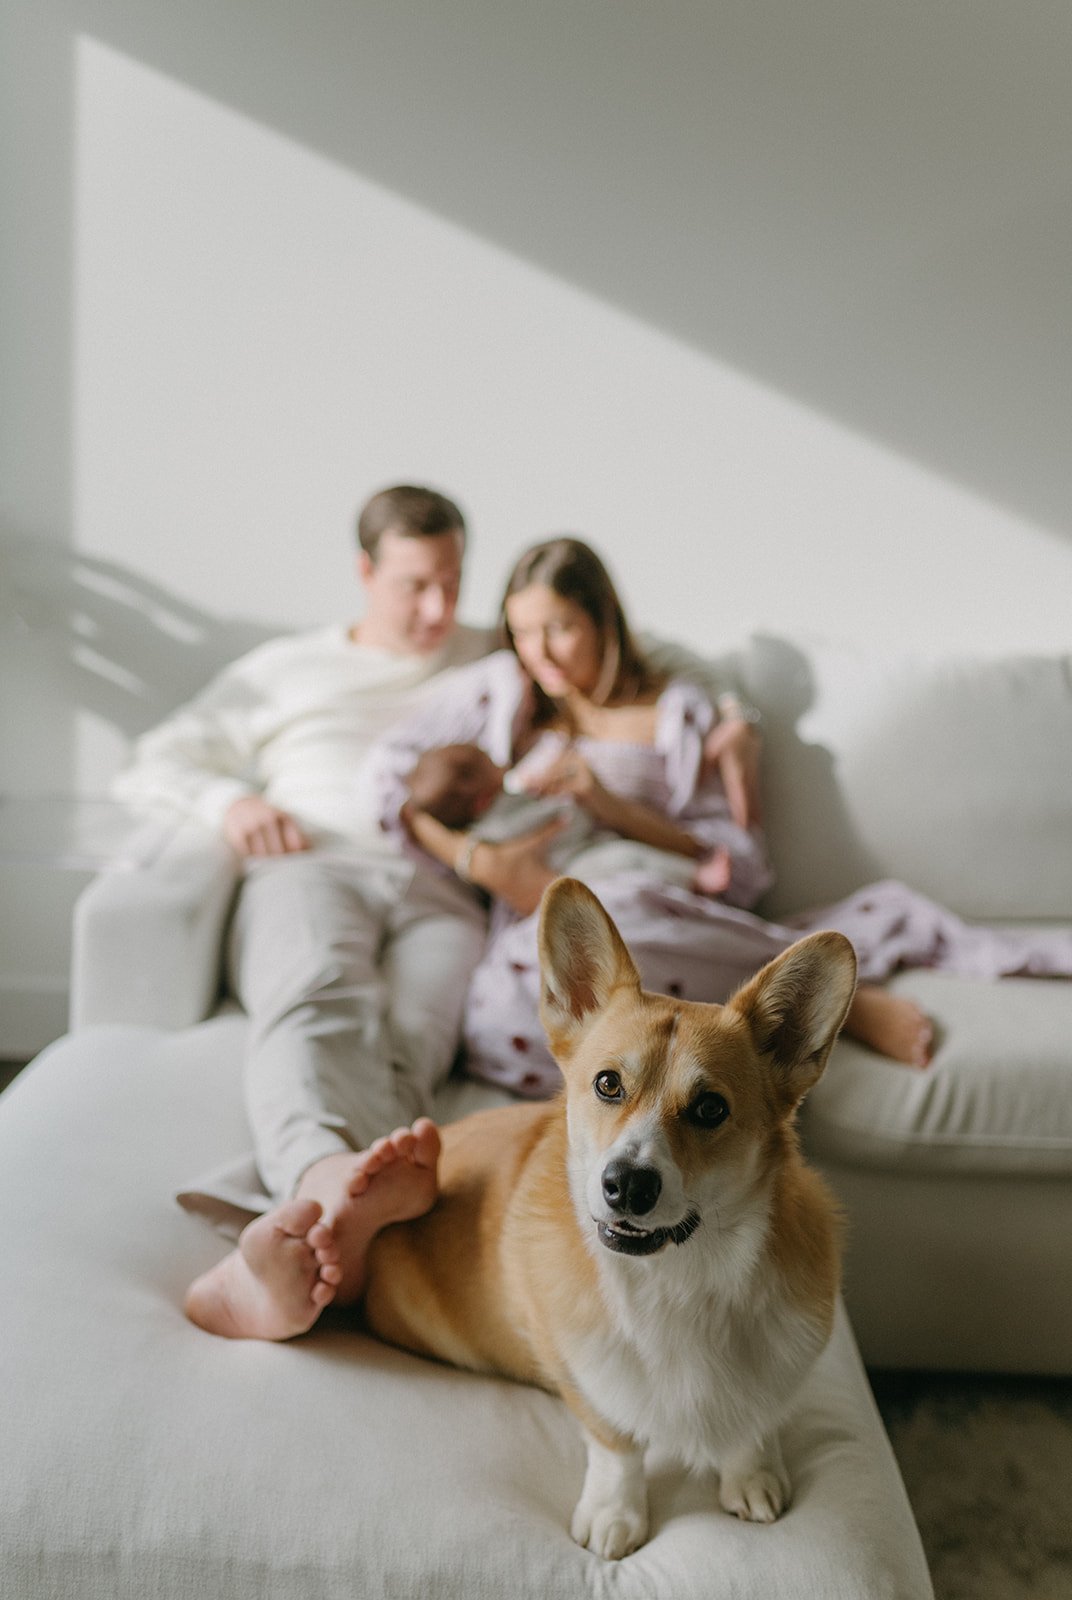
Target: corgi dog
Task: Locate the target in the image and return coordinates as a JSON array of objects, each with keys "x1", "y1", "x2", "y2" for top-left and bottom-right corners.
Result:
[{"x1": 362, "y1": 878, "x2": 857, "y2": 1559}]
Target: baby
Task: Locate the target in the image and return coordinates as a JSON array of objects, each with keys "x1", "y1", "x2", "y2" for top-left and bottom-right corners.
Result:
[
  {"x1": 403, "y1": 742, "x2": 740, "y2": 896},
  {"x1": 403, "y1": 742, "x2": 597, "y2": 867}
]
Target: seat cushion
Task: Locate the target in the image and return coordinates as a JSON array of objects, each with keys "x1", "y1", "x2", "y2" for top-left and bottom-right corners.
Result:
[
  {"x1": 803, "y1": 971, "x2": 1072, "y2": 1177},
  {"x1": 0, "y1": 1020, "x2": 932, "y2": 1600}
]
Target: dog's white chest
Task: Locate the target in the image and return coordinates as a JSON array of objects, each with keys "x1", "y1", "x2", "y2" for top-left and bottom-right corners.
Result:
[{"x1": 566, "y1": 1261, "x2": 824, "y2": 1471}]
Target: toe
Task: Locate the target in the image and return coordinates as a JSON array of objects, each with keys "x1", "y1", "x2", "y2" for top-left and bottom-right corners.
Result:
[
  {"x1": 363, "y1": 1140, "x2": 393, "y2": 1171},
  {"x1": 272, "y1": 1198, "x2": 323, "y2": 1238},
  {"x1": 411, "y1": 1119, "x2": 442, "y2": 1169},
  {"x1": 308, "y1": 1221, "x2": 336, "y2": 1256}
]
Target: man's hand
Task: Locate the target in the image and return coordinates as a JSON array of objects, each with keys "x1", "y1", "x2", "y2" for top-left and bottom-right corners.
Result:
[
  {"x1": 703, "y1": 719, "x2": 763, "y2": 830},
  {"x1": 223, "y1": 795, "x2": 310, "y2": 857}
]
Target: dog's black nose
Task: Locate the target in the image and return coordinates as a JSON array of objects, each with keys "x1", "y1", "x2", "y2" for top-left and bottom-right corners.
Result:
[{"x1": 602, "y1": 1160, "x2": 661, "y2": 1216}]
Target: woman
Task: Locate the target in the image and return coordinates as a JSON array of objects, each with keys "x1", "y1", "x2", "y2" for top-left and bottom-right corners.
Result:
[{"x1": 373, "y1": 538, "x2": 1072, "y2": 1095}]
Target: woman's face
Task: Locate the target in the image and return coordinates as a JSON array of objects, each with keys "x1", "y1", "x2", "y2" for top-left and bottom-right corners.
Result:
[{"x1": 505, "y1": 584, "x2": 603, "y2": 700}]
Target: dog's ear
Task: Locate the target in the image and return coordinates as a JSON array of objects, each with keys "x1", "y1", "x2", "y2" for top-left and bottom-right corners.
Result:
[
  {"x1": 537, "y1": 878, "x2": 641, "y2": 1057},
  {"x1": 728, "y1": 931, "x2": 857, "y2": 1105}
]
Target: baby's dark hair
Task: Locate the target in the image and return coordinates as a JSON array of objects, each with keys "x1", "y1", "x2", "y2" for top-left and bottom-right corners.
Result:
[{"x1": 405, "y1": 744, "x2": 497, "y2": 830}]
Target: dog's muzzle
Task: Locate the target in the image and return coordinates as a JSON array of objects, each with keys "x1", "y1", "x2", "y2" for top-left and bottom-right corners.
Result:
[
  {"x1": 597, "y1": 1158, "x2": 700, "y2": 1255},
  {"x1": 601, "y1": 1158, "x2": 661, "y2": 1216},
  {"x1": 596, "y1": 1211, "x2": 701, "y2": 1255}
]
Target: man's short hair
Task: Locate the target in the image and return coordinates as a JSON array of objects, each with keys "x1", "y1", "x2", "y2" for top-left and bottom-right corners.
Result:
[{"x1": 357, "y1": 485, "x2": 466, "y2": 562}]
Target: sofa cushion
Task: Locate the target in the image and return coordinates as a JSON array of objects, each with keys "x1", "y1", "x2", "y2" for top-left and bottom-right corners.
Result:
[
  {"x1": 802, "y1": 971, "x2": 1072, "y2": 1177},
  {"x1": 0, "y1": 1020, "x2": 933, "y2": 1600},
  {"x1": 739, "y1": 634, "x2": 1072, "y2": 920}
]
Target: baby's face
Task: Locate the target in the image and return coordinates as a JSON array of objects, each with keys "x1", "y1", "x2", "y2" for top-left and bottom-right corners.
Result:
[{"x1": 409, "y1": 744, "x2": 505, "y2": 826}]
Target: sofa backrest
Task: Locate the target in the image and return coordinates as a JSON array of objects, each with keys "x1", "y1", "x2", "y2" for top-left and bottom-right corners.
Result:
[{"x1": 731, "y1": 634, "x2": 1072, "y2": 922}]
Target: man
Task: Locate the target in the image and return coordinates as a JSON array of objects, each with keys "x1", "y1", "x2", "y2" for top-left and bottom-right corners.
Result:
[
  {"x1": 117, "y1": 484, "x2": 761, "y2": 1335},
  {"x1": 116, "y1": 486, "x2": 498, "y2": 1223}
]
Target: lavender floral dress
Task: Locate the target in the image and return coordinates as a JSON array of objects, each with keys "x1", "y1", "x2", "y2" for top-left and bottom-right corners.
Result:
[{"x1": 371, "y1": 652, "x2": 1072, "y2": 1097}]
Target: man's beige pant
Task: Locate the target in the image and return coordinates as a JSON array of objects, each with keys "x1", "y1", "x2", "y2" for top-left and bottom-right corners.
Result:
[{"x1": 226, "y1": 851, "x2": 486, "y2": 1202}]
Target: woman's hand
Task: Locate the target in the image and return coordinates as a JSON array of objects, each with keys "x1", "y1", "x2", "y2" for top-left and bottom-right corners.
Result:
[
  {"x1": 525, "y1": 747, "x2": 712, "y2": 862},
  {"x1": 703, "y1": 719, "x2": 763, "y2": 829},
  {"x1": 522, "y1": 749, "x2": 614, "y2": 821},
  {"x1": 403, "y1": 805, "x2": 567, "y2": 918},
  {"x1": 467, "y1": 818, "x2": 569, "y2": 916}
]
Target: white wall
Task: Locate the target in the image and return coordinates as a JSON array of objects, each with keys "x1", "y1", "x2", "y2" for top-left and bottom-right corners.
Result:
[
  {"x1": 4, "y1": 16, "x2": 1072, "y2": 806},
  {"x1": 53, "y1": 37, "x2": 1072, "y2": 788}
]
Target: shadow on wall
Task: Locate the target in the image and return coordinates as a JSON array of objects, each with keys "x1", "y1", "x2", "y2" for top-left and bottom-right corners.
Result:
[
  {"x1": 2, "y1": 532, "x2": 284, "y2": 736},
  {"x1": 739, "y1": 633, "x2": 883, "y2": 915}
]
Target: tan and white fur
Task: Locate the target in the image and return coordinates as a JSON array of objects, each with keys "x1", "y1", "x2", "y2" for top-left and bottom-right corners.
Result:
[{"x1": 362, "y1": 878, "x2": 857, "y2": 1558}]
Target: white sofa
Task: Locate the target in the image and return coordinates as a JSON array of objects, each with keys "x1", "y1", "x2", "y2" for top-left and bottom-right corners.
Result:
[{"x1": 5, "y1": 631, "x2": 1071, "y2": 1598}]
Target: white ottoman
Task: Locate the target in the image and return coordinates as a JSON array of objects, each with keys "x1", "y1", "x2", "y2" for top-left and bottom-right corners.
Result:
[{"x1": 0, "y1": 1018, "x2": 933, "y2": 1599}]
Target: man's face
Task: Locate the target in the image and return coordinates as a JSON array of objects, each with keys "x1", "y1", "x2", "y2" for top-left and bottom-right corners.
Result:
[{"x1": 358, "y1": 526, "x2": 464, "y2": 655}]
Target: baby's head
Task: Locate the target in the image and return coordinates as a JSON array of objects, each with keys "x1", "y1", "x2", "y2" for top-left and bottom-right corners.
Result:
[{"x1": 405, "y1": 743, "x2": 505, "y2": 829}]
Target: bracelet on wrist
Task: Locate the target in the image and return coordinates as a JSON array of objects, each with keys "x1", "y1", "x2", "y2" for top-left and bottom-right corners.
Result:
[{"x1": 454, "y1": 834, "x2": 480, "y2": 883}]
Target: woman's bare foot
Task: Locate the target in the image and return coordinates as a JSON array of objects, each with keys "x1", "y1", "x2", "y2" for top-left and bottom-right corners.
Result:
[
  {"x1": 294, "y1": 1118, "x2": 442, "y2": 1303},
  {"x1": 184, "y1": 1199, "x2": 343, "y2": 1340},
  {"x1": 692, "y1": 845, "x2": 732, "y2": 897},
  {"x1": 846, "y1": 984, "x2": 935, "y2": 1069}
]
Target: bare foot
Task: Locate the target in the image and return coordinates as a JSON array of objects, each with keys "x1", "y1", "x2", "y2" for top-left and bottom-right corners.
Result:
[
  {"x1": 692, "y1": 845, "x2": 732, "y2": 897},
  {"x1": 184, "y1": 1199, "x2": 343, "y2": 1340},
  {"x1": 295, "y1": 1119, "x2": 442, "y2": 1303},
  {"x1": 846, "y1": 985, "x2": 934, "y2": 1069}
]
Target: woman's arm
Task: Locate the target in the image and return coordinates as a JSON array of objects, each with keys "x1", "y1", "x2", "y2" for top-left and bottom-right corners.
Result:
[
  {"x1": 702, "y1": 715, "x2": 763, "y2": 830},
  {"x1": 404, "y1": 805, "x2": 565, "y2": 917},
  {"x1": 523, "y1": 750, "x2": 706, "y2": 859},
  {"x1": 636, "y1": 633, "x2": 764, "y2": 828},
  {"x1": 656, "y1": 681, "x2": 774, "y2": 907}
]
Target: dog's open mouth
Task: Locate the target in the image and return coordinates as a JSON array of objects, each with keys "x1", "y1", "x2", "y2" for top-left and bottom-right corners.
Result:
[{"x1": 596, "y1": 1210, "x2": 701, "y2": 1256}]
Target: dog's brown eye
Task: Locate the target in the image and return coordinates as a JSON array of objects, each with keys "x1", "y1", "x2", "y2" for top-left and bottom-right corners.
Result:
[
  {"x1": 687, "y1": 1092, "x2": 729, "y2": 1128},
  {"x1": 594, "y1": 1071, "x2": 624, "y2": 1101}
]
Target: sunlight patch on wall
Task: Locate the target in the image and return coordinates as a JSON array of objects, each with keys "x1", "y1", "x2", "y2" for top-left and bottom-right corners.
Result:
[{"x1": 72, "y1": 31, "x2": 1071, "y2": 782}]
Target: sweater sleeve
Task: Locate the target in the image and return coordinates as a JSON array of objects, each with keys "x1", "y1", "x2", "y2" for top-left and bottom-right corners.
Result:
[
  {"x1": 111, "y1": 649, "x2": 276, "y2": 832},
  {"x1": 656, "y1": 680, "x2": 774, "y2": 910}
]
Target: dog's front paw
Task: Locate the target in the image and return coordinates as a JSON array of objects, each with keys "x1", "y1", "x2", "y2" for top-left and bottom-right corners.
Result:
[
  {"x1": 572, "y1": 1431, "x2": 648, "y2": 1557},
  {"x1": 571, "y1": 1494, "x2": 648, "y2": 1559},
  {"x1": 718, "y1": 1465, "x2": 790, "y2": 1523}
]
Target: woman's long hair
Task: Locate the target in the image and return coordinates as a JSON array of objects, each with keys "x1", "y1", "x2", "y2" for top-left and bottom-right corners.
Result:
[{"x1": 499, "y1": 537, "x2": 664, "y2": 725}]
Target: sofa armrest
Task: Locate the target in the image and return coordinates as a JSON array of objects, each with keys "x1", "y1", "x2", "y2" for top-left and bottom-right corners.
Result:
[{"x1": 70, "y1": 820, "x2": 240, "y2": 1030}]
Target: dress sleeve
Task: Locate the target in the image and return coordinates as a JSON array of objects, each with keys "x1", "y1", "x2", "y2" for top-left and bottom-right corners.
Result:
[
  {"x1": 366, "y1": 651, "x2": 531, "y2": 853},
  {"x1": 655, "y1": 680, "x2": 774, "y2": 910}
]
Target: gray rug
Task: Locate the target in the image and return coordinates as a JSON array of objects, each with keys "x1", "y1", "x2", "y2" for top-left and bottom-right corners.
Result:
[{"x1": 871, "y1": 1372, "x2": 1072, "y2": 1600}]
